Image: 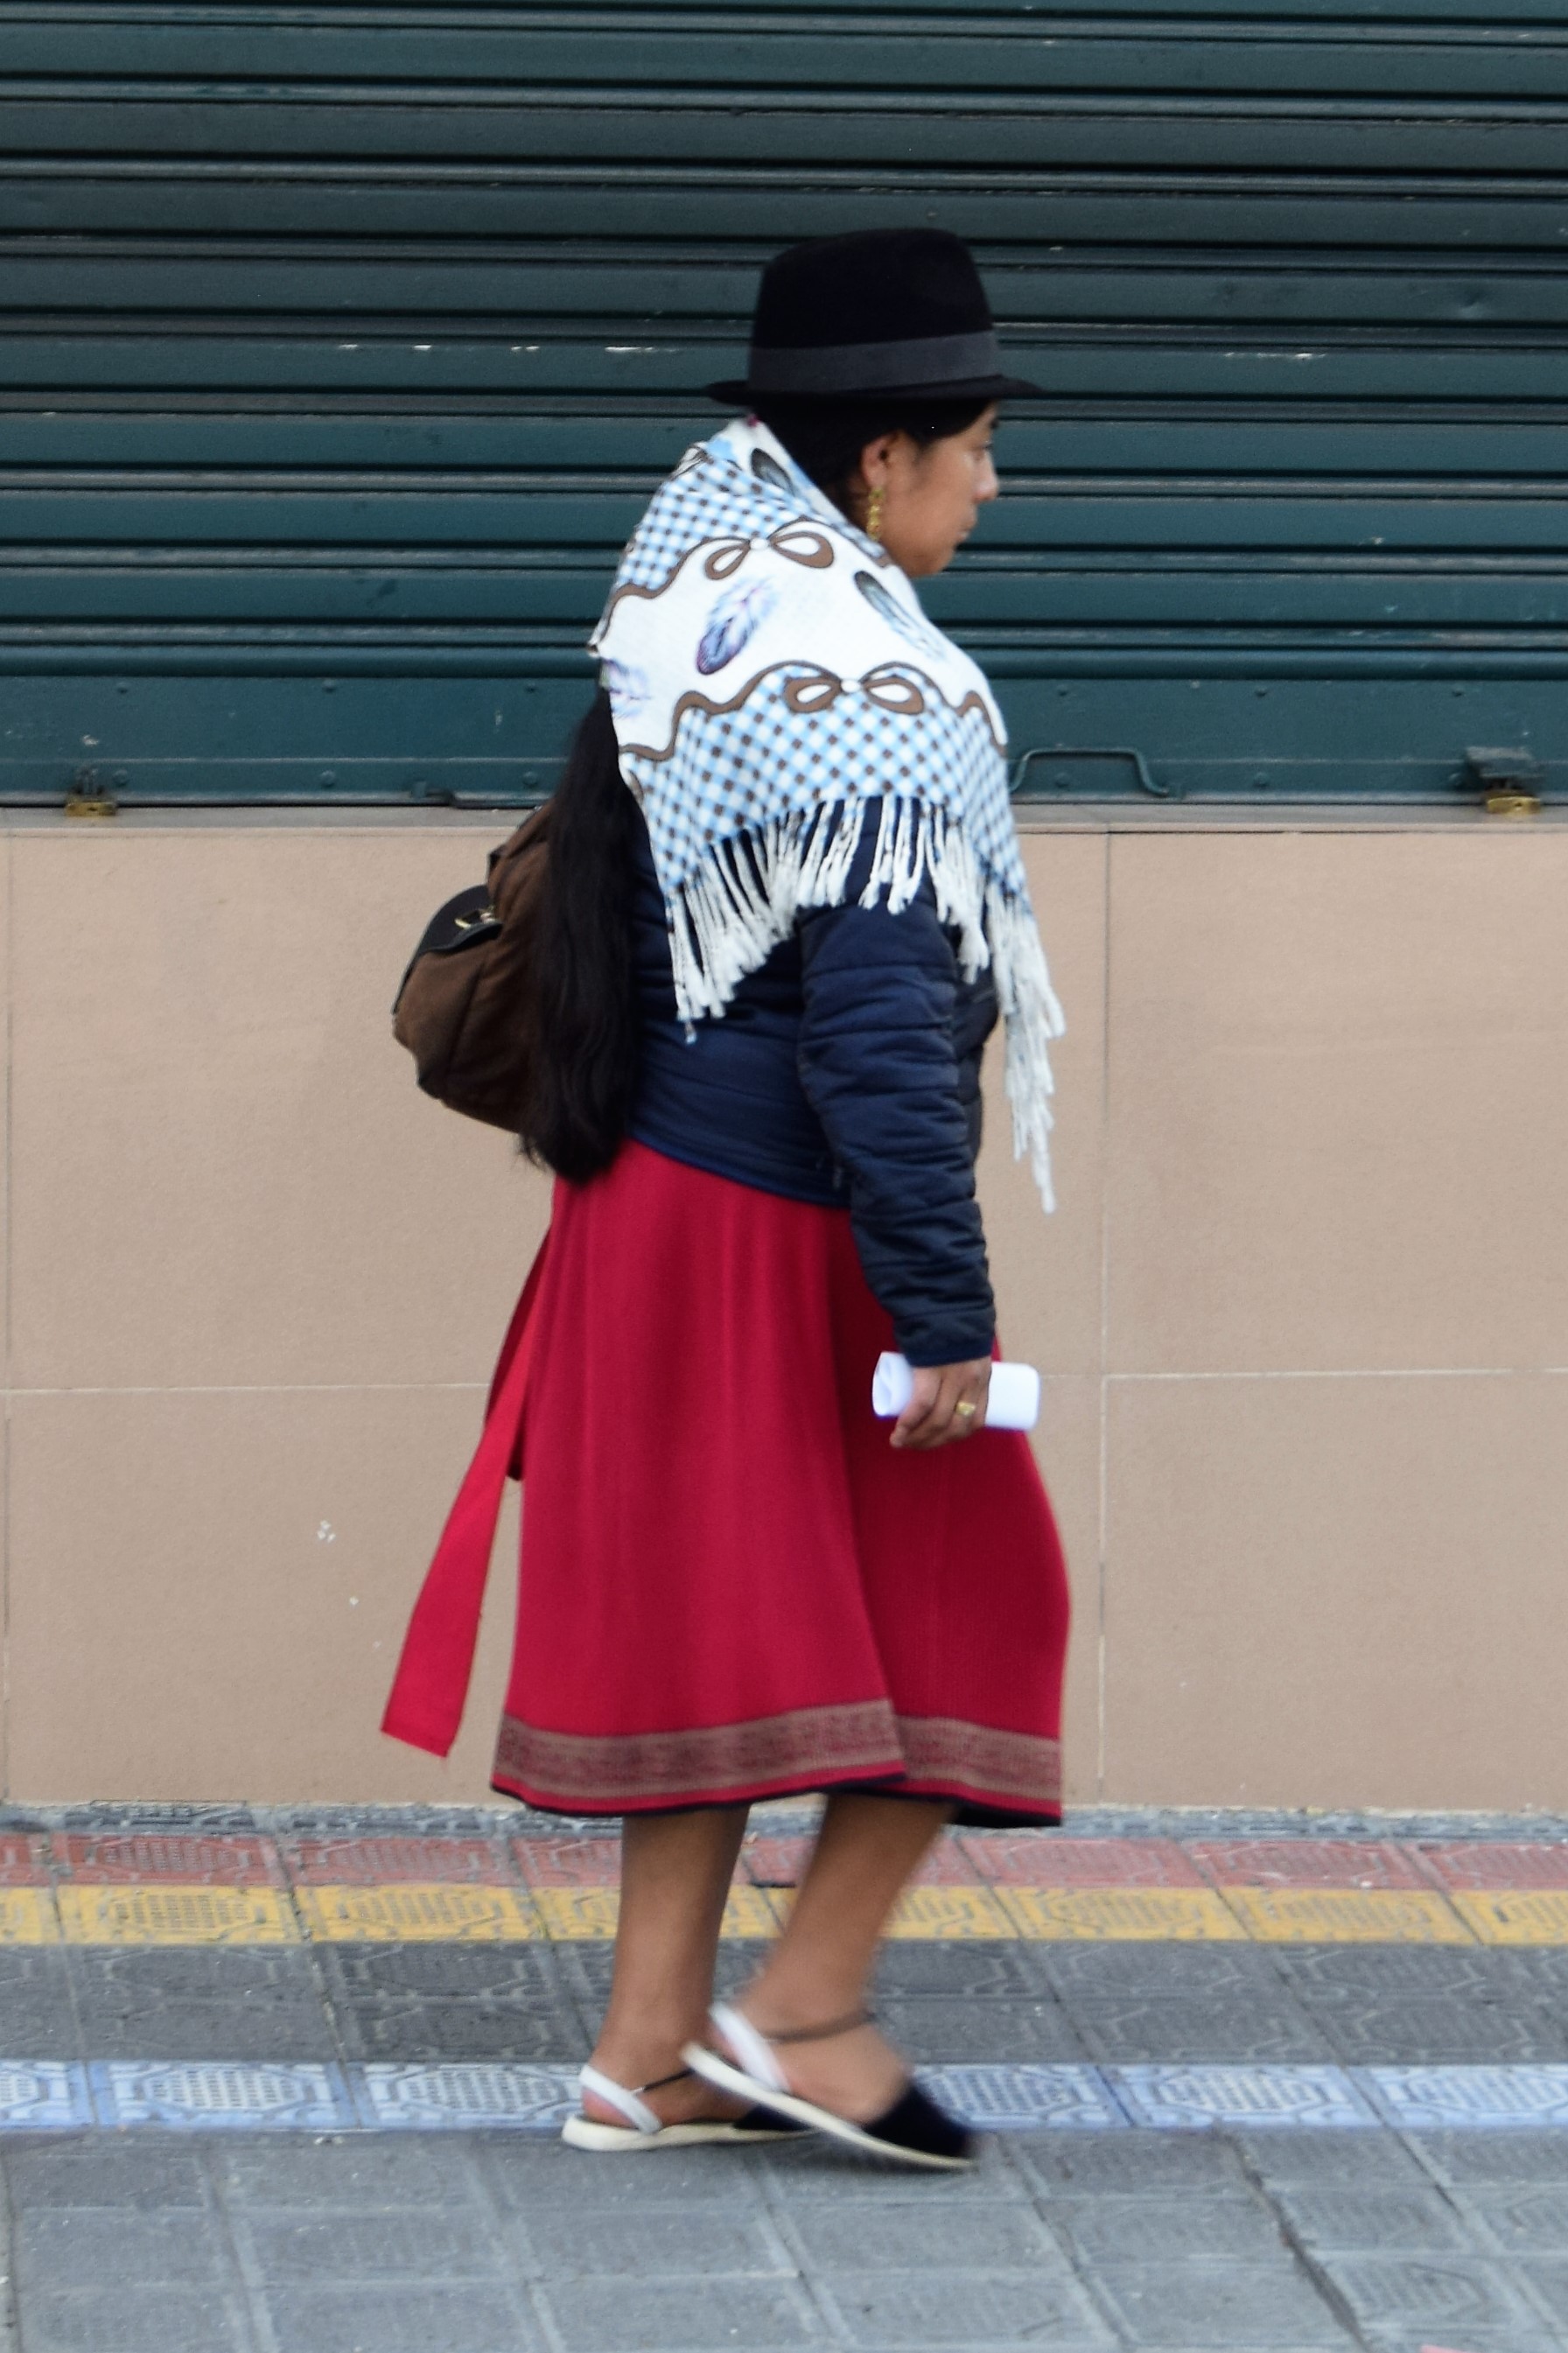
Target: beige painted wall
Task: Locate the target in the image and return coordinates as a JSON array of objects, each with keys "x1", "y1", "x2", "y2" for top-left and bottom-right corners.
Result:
[{"x1": 3, "y1": 805, "x2": 1564, "y2": 1809}]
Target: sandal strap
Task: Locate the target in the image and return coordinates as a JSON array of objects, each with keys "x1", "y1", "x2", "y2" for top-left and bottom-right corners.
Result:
[
  {"x1": 766, "y1": 2008, "x2": 875, "y2": 2046},
  {"x1": 578, "y1": 2062, "x2": 662, "y2": 2136},
  {"x1": 710, "y1": 2000, "x2": 872, "y2": 2091},
  {"x1": 710, "y1": 2002, "x2": 788, "y2": 2091}
]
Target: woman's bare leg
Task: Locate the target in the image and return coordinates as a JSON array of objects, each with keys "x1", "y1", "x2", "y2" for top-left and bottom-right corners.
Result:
[
  {"x1": 732, "y1": 1790, "x2": 953, "y2": 2121},
  {"x1": 583, "y1": 1804, "x2": 750, "y2": 2125}
]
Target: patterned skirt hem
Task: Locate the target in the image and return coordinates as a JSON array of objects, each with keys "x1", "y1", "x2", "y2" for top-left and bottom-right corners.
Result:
[{"x1": 492, "y1": 1702, "x2": 1060, "y2": 1820}]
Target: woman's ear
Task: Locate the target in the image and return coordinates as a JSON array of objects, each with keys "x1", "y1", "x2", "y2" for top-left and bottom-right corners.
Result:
[{"x1": 857, "y1": 431, "x2": 900, "y2": 490}]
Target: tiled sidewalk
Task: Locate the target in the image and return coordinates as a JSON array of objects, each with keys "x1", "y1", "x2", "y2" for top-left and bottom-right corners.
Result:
[
  {"x1": 4, "y1": 1803, "x2": 1568, "y2": 1947},
  {"x1": 2, "y1": 1806, "x2": 1567, "y2": 2353}
]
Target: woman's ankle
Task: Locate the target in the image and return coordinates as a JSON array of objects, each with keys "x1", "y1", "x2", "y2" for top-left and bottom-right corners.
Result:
[
  {"x1": 590, "y1": 2021, "x2": 702, "y2": 2088},
  {"x1": 734, "y1": 1978, "x2": 871, "y2": 2038}
]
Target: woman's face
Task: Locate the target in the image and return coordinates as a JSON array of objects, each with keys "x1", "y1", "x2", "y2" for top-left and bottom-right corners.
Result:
[{"x1": 857, "y1": 405, "x2": 999, "y2": 578}]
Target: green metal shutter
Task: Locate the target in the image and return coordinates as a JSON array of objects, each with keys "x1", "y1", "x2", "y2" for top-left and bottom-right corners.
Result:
[{"x1": 2, "y1": 3, "x2": 1564, "y2": 804}]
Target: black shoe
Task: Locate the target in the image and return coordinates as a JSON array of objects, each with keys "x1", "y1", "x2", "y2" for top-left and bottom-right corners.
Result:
[
  {"x1": 858, "y1": 2081, "x2": 974, "y2": 2168},
  {"x1": 684, "y1": 2023, "x2": 975, "y2": 2173}
]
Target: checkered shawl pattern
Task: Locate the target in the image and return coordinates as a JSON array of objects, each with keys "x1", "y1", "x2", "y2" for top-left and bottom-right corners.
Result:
[{"x1": 591, "y1": 418, "x2": 1064, "y2": 1206}]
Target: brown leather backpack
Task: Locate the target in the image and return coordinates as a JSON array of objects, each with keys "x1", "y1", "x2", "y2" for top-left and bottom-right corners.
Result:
[{"x1": 392, "y1": 801, "x2": 552, "y2": 1131}]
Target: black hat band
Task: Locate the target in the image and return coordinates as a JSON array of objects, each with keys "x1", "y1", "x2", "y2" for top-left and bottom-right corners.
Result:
[{"x1": 745, "y1": 327, "x2": 1004, "y2": 396}]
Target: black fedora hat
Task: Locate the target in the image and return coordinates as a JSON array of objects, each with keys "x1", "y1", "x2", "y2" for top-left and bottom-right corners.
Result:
[{"x1": 708, "y1": 228, "x2": 1040, "y2": 405}]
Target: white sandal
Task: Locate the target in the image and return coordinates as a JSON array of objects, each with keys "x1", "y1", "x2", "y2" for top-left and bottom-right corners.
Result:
[{"x1": 561, "y1": 2062, "x2": 806, "y2": 2152}]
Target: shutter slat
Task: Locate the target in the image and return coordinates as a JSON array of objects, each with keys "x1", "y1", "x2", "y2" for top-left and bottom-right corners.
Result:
[{"x1": 3, "y1": 1, "x2": 1564, "y2": 803}]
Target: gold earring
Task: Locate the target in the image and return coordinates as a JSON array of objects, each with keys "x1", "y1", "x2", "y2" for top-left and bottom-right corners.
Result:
[{"x1": 864, "y1": 484, "x2": 885, "y2": 543}]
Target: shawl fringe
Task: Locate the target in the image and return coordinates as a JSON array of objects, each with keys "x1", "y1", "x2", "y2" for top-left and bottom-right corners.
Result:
[{"x1": 665, "y1": 795, "x2": 1065, "y2": 1208}]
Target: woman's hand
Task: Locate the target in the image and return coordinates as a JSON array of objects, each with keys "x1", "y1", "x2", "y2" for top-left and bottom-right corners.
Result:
[{"x1": 890, "y1": 1358, "x2": 992, "y2": 1451}]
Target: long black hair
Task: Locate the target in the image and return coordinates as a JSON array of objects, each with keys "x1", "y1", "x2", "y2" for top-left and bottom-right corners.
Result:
[
  {"x1": 522, "y1": 396, "x2": 990, "y2": 1182},
  {"x1": 520, "y1": 688, "x2": 640, "y2": 1183}
]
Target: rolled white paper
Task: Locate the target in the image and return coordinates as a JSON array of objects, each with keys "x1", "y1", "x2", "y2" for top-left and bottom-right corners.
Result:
[{"x1": 872, "y1": 1351, "x2": 1040, "y2": 1433}]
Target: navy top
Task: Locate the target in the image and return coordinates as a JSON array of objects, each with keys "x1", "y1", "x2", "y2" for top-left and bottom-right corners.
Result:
[{"x1": 628, "y1": 804, "x2": 998, "y2": 1367}]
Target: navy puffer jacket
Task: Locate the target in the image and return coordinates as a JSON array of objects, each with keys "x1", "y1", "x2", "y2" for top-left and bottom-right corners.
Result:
[{"x1": 628, "y1": 802, "x2": 998, "y2": 1366}]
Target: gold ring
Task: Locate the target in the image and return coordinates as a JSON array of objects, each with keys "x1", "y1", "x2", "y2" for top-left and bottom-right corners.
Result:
[{"x1": 955, "y1": 1401, "x2": 977, "y2": 1420}]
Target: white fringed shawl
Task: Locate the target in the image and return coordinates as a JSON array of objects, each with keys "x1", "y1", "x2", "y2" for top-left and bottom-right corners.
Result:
[{"x1": 591, "y1": 417, "x2": 1065, "y2": 1208}]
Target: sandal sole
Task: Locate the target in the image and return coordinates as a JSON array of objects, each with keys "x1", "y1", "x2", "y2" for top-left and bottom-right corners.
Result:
[{"x1": 562, "y1": 2113, "x2": 802, "y2": 2153}]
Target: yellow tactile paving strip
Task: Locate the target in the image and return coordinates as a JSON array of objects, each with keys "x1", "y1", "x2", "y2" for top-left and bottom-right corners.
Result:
[
  {"x1": 4, "y1": 1852, "x2": 1568, "y2": 1942},
  {"x1": 529, "y1": 1887, "x2": 782, "y2": 1940},
  {"x1": 1218, "y1": 1888, "x2": 1475, "y2": 1945},
  {"x1": 294, "y1": 1887, "x2": 542, "y2": 1943},
  {"x1": 1450, "y1": 1890, "x2": 1568, "y2": 1944},
  {"x1": 0, "y1": 1892, "x2": 60, "y2": 1945},
  {"x1": 56, "y1": 1887, "x2": 297, "y2": 1946},
  {"x1": 998, "y1": 1889, "x2": 1248, "y2": 1942}
]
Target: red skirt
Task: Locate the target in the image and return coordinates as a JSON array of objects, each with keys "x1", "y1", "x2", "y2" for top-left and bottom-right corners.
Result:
[{"x1": 385, "y1": 1139, "x2": 1068, "y2": 1822}]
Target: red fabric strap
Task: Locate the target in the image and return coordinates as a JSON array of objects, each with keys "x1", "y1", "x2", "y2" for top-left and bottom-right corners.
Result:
[{"x1": 381, "y1": 1238, "x2": 549, "y2": 1759}]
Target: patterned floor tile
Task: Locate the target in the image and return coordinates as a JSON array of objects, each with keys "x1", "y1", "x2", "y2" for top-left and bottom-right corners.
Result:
[
  {"x1": 52, "y1": 1804, "x2": 262, "y2": 1834},
  {"x1": 1082, "y1": 2257, "x2": 1352, "y2": 2348},
  {"x1": 15, "y1": 2285, "x2": 256, "y2": 2353},
  {"x1": 1414, "y1": 2132, "x2": 1568, "y2": 2191},
  {"x1": 1320, "y1": 2251, "x2": 1543, "y2": 2337},
  {"x1": 278, "y1": 1805, "x2": 500, "y2": 1840},
  {"x1": 1274, "y1": 1944, "x2": 1538, "y2": 2003},
  {"x1": 0, "y1": 2062, "x2": 92, "y2": 2128},
  {"x1": 1308, "y1": 1996, "x2": 1568, "y2": 2068},
  {"x1": 1188, "y1": 1839, "x2": 1434, "y2": 1891},
  {"x1": 1050, "y1": 2188, "x2": 1297, "y2": 2265},
  {"x1": 295, "y1": 1886, "x2": 541, "y2": 1942},
  {"x1": 0, "y1": 1832, "x2": 52, "y2": 1886},
  {"x1": 509, "y1": 1832, "x2": 621, "y2": 1887},
  {"x1": 1223, "y1": 2126, "x2": 1429, "y2": 2188},
  {"x1": 875, "y1": 1939, "x2": 1040, "y2": 1998},
  {"x1": 1011, "y1": 2130, "x2": 1256, "y2": 2193},
  {"x1": 1044, "y1": 1942, "x2": 1284, "y2": 2000},
  {"x1": 92, "y1": 2060, "x2": 350, "y2": 2129},
  {"x1": 882, "y1": 1886, "x2": 1016, "y2": 1937},
  {"x1": 1065, "y1": 1992, "x2": 1334, "y2": 2066},
  {"x1": 0, "y1": 1889, "x2": 60, "y2": 1943},
  {"x1": 1268, "y1": 2184, "x2": 1478, "y2": 2254},
  {"x1": 1419, "y1": 1842, "x2": 1568, "y2": 1892},
  {"x1": 1370, "y1": 2064, "x2": 1568, "y2": 2130},
  {"x1": 1459, "y1": 2183, "x2": 1568, "y2": 2249},
  {"x1": 283, "y1": 1836, "x2": 513, "y2": 1886},
  {"x1": 1452, "y1": 1891, "x2": 1568, "y2": 1944},
  {"x1": 879, "y1": 1992, "x2": 1088, "y2": 2063},
  {"x1": 52, "y1": 1833, "x2": 283, "y2": 1886},
  {"x1": 541, "y1": 2277, "x2": 818, "y2": 2352},
  {"x1": 260, "y1": 2285, "x2": 540, "y2": 2353},
  {"x1": 312, "y1": 1938, "x2": 568, "y2": 2005},
  {"x1": 357, "y1": 2061, "x2": 578, "y2": 2130},
  {"x1": 58, "y1": 1886, "x2": 296, "y2": 1944},
  {"x1": 534, "y1": 1885, "x2": 780, "y2": 1938},
  {"x1": 923, "y1": 2062, "x2": 1126, "y2": 2129},
  {"x1": 816, "y1": 2269, "x2": 1110, "y2": 2348},
  {"x1": 1109, "y1": 2062, "x2": 1377, "y2": 2130},
  {"x1": 999, "y1": 1888, "x2": 1247, "y2": 1941},
  {"x1": 66, "y1": 1944, "x2": 338, "y2": 2062},
  {"x1": 747, "y1": 1831, "x2": 983, "y2": 1888},
  {"x1": 1222, "y1": 1889, "x2": 1472, "y2": 1944},
  {"x1": 964, "y1": 1836, "x2": 1208, "y2": 1888},
  {"x1": 0, "y1": 1950, "x2": 81, "y2": 2056}
]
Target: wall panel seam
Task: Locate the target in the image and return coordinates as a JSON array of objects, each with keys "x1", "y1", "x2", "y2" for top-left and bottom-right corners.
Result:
[{"x1": 1096, "y1": 832, "x2": 1111, "y2": 1802}]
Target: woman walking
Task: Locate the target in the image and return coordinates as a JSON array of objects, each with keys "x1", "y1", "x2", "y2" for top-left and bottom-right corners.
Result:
[{"x1": 386, "y1": 228, "x2": 1069, "y2": 2170}]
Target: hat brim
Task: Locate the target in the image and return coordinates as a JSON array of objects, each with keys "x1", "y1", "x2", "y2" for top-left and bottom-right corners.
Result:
[{"x1": 704, "y1": 372, "x2": 1042, "y2": 405}]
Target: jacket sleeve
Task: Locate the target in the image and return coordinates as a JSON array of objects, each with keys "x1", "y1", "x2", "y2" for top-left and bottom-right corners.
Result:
[{"x1": 794, "y1": 815, "x2": 996, "y2": 1368}]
